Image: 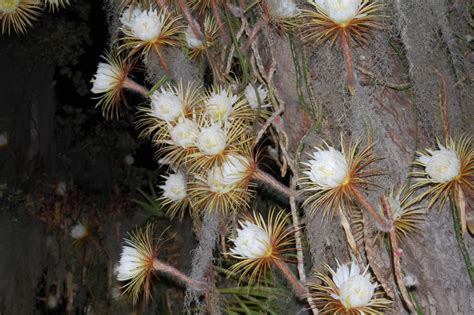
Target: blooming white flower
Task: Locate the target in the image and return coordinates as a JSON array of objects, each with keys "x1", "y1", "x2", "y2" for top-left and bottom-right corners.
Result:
[
  {"x1": 267, "y1": 0, "x2": 299, "y2": 18},
  {"x1": 313, "y1": 0, "x2": 362, "y2": 25},
  {"x1": 120, "y1": 5, "x2": 142, "y2": 29},
  {"x1": 205, "y1": 90, "x2": 237, "y2": 122},
  {"x1": 124, "y1": 154, "x2": 135, "y2": 165},
  {"x1": 169, "y1": 118, "x2": 199, "y2": 148},
  {"x1": 160, "y1": 172, "x2": 187, "y2": 202},
  {"x1": 116, "y1": 244, "x2": 150, "y2": 282},
  {"x1": 230, "y1": 221, "x2": 271, "y2": 259},
  {"x1": 0, "y1": 0, "x2": 19, "y2": 13},
  {"x1": 331, "y1": 259, "x2": 377, "y2": 309},
  {"x1": 417, "y1": 146, "x2": 461, "y2": 183},
  {"x1": 197, "y1": 125, "x2": 227, "y2": 155},
  {"x1": 70, "y1": 223, "x2": 89, "y2": 240},
  {"x1": 185, "y1": 25, "x2": 203, "y2": 48},
  {"x1": 150, "y1": 89, "x2": 183, "y2": 122},
  {"x1": 0, "y1": 132, "x2": 8, "y2": 147},
  {"x1": 130, "y1": 9, "x2": 164, "y2": 42},
  {"x1": 208, "y1": 154, "x2": 250, "y2": 193},
  {"x1": 304, "y1": 147, "x2": 349, "y2": 188},
  {"x1": 244, "y1": 84, "x2": 268, "y2": 109},
  {"x1": 91, "y1": 62, "x2": 122, "y2": 94}
]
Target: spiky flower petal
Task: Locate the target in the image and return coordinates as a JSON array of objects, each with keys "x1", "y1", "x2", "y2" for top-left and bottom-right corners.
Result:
[
  {"x1": 116, "y1": 224, "x2": 158, "y2": 304},
  {"x1": 227, "y1": 209, "x2": 295, "y2": 284},
  {"x1": 304, "y1": 0, "x2": 382, "y2": 45},
  {"x1": 300, "y1": 138, "x2": 380, "y2": 218},
  {"x1": 410, "y1": 136, "x2": 473, "y2": 208},
  {"x1": 119, "y1": 7, "x2": 182, "y2": 62},
  {"x1": 169, "y1": 118, "x2": 199, "y2": 148},
  {"x1": 313, "y1": 0, "x2": 363, "y2": 26},
  {"x1": 244, "y1": 84, "x2": 269, "y2": 110},
  {"x1": 184, "y1": 15, "x2": 219, "y2": 60},
  {"x1": 207, "y1": 154, "x2": 252, "y2": 193},
  {"x1": 0, "y1": 0, "x2": 41, "y2": 35},
  {"x1": 90, "y1": 52, "x2": 131, "y2": 119},
  {"x1": 417, "y1": 146, "x2": 461, "y2": 183},
  {"x1": 230, "y1": 221, "x2": 272, "y2": 259},
  {"x1": 160, "y1": 172, "x2": 187, "y2": 202},
  {"x1": 43, "y1": 0, "x2": 70, "y2": 12},
  {"x1": 150, "y1": 88, "x2": 184, "y2": 122},
  {"x1": 304, "y1": 146, "x2": 349, "y2": 188},
  {"x1": 310, "y1": 259, "x2": 391, "y2": 314},
  {"x1": 204, "y1": 89, "x2": 238, "y2": 122},
  {"x1": 196, "y1": 124, "x2": 227, "y2": 156}
]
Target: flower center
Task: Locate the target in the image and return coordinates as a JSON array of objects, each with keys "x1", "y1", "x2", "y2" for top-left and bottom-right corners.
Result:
[{"x1": 0, "y1": 0, "x2": 19, "y2": 13}]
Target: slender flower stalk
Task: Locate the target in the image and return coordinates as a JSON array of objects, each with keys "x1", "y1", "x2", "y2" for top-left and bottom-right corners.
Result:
[
  {"x1": 303, "y1": 0, "x2": 383, "y2": 95},
  {"x1": 253, "y1": 168, "x2": 296, "y2": 198}
]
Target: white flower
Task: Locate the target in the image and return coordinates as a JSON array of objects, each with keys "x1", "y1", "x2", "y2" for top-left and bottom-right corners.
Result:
[
  {"x1": 244, "y1": 84, "x2": 268, "y2": 109},
  {"x1": 160, "y1": 172, "x2": 187, "y2": 202},
  {"x1": 130, "y1": 9, "x2": 164, "y2": 42},
  {"x1": 170, "y1": 118, "x2": 199, "y2": 148},
  {"x1": 0, "y1": 0, "x2": 19, "y2": 14},
  {"x1": 304, "y1": 147, "x2": 349, "y2": 188},
  {"x1": 91, "y1": 62, "x2": 122, "y2": 94},
  {"x1": 0, "y1": 132, "x2": 8, "y2": 147},
  {"x1": 417, "y1": 146, "x2": 461, "y2": 183},
  {"x1": 205, "y1": 90, "x2": 237, "y2": 122},
  {"x1": 70, "y1": 223, "x2": 89, "y2": 240},
  {"x1": 267, "y1": 0, "x2": 299, "y2": 18},
  {"x1": 116, "y1": 245, "x2": 149, "y2": 282},
  {"x1": 230, "y1": 221, "x2": 271, "y2": 259},
  {"x1": 150, "y1": 89, "x2": 183, "y2": 122},
  {"x1": 185, "y1": 25, "x2": 203, "y2": 48},
  {"x1": 47, "y1": 295, "x2": 58, "y2": 309},
  {"x1": 313, "y1": 0, "x2": 362, "y2": 25},
  {"x1": 120, "y1": 5, "x2": 142, "y2": 29},
  {"x1": 331, "y1": 259, "x2": 377, "y2": 309},
  {"x1": 197, "y1": 125, "x2": 227, "y2": 155},
  {"x1": 124, "y1": 154, "x2": 135, "y2": 165},
  {"x1": 208, "y1": 154, "x2": 250, "y2": 193}
]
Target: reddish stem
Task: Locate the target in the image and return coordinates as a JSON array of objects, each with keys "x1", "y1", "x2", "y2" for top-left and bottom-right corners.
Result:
[
  {"x1": 153, "y1": 259, "x2": 206, "y2": 291},
  {"x1": 353, "y1": 188, "x2": 392, "y2": 232},
  {"x1": 273, "y1": 259, "x2": 307, "y2": 299},
  {"x1": 341, "y1": 33, "x2": 355, "y2": 96},
  {"x1": 389, "y1": 230, "x2": 416, "y2": 313},
  {"x1": 123, "y1": 78, "x2": 149, "y2": 97},
  {"x1": 253, "y1": 169, "x2": 297, "y2": 198}
]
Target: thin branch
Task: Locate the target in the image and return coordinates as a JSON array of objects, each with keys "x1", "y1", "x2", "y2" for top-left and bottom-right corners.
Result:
[
  {"x1": 273, "y1": 259, "x2": 307, "y2": 299},
  {"x1": 353, "y1": 187, "x2": 392, "y2": 232},
  {"x1": 153, "y1": 259, "x2": 206, "y2": 291},
  {"x1": 253, "y1": 168, "x2": 296, "y2": 198},
  {"x1": 432, "y1": 66, "x2": 451, "y2": 138}
]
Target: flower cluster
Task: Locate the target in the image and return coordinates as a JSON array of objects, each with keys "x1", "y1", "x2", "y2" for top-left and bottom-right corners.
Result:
[{"x1": 134, "y1": 82, "x2": 268, "y2": 217}]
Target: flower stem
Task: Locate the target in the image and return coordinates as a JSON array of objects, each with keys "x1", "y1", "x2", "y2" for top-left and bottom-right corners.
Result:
[
  {"x1": 353, "y1": 188, "x2": 392, "y2": 232},
  {"x1": 273, "y1": 259, "x2": 307, "y2": 299},
  {"x1": 341, "y1": 33, "x2": 355, "y2": 96},
  {"x1": 123, "y1": 78, "x2": 149, "y2": 97},
  {"x1": 253, "y1": 169, "x2": 297, "y2": 198},
  {"x1": 388, "y1": 229, "x2": 416, "y2": 313},
  {"x1": 289, "y1": 177, "x2": 319, "y2": 314},
  {"x1": 451, "y1": 196, "x2": 474, "y2": 285},
  {"x1": 153, "y1": 46, "x2": 173, "y2": 79},
  {"x1": 153, "y1": 259, "x2": 206, "y2": 291}
]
